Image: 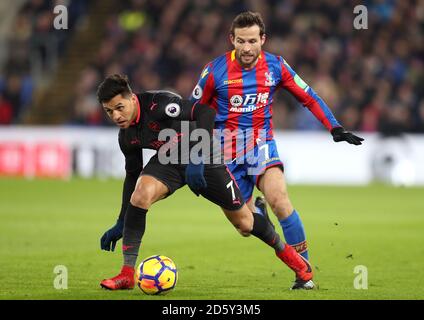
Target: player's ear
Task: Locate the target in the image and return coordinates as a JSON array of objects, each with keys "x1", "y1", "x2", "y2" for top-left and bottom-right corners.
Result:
[
  {"x1": 229, "y1": 34, "x2": 235, "y2": 46},
  {"x1": 261, "y1": 34, "x2": 266, "y2": 46}
]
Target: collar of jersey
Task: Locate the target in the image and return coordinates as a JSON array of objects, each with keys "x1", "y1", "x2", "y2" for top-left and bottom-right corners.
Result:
[{"x1": 131, "y1": 94, "x2": 141, "y2": 126}]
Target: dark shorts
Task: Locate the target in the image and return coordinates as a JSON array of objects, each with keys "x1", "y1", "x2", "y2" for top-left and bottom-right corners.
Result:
[{"x1": 141, "y1": 155, "x2": 244, "y2": 211}]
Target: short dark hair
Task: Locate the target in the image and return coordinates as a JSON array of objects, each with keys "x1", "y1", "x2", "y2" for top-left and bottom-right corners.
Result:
[
  {"x1": 230, "y1": 11, "x2": 265, "y2": 37},
  {"x1": 96, "y1": 74, "x2": 132, "y2": 104}
]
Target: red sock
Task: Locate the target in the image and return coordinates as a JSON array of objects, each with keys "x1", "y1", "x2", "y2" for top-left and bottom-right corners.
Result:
[
  {"x1": 121, "y1": 265, "x2": 135, "y2": 275},
  {"x1": 276, "y1": 244, "x2": 312, "y2": 281}
]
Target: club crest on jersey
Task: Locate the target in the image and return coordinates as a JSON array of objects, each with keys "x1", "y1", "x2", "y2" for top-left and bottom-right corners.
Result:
[
  {"x1": 165, "y1": 103, "x2": 181, "y2": 117},
  {"x1": 265, "y1": 72, "x2": 276, "y2": 86}
]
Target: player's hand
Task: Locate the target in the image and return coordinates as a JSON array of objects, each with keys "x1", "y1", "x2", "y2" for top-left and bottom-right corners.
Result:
[
  {"x1": 331, "y1": 127, "x2": 364, "y2": 145},
  {"x1": 100, "y1": 219, "x2": 124, "y2": 251},
  {"x1": 185, "y1": 161, "x2": 207, "y2": 196}
]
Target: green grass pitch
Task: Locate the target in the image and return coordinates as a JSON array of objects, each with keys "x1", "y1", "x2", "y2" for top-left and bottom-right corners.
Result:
[{"x1": 1, "y1": 178, "x2": 423, "y2": 300}]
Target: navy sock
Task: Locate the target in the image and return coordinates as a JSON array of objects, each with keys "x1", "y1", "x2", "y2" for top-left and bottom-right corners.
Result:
[
  {"x1": 251, "y1": 212, "x2": 285, "y2": 252},
  {"x1": 279, "y1": 210, "x2": 309, "y2": 260},
  {"x1": 122, "y1": 204, "x2": 147, "y2": 267},
  {"x1": 255, "y1": 205, "x2": 264, "y2": 216}
]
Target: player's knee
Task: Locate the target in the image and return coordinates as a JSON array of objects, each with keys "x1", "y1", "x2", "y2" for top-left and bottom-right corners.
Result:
[
  {"x1": 235, "y1": 217, "x2": 253, "y2": 236},
  {"x1": 130, "y1": 185, "x2": 157, "y2": 209},
  {"x1": 237, "y1": 229, "x2": 251, "y2": 237},
  {"x1": 234, "y1": 223, "x2": 251, "y2": 237}
]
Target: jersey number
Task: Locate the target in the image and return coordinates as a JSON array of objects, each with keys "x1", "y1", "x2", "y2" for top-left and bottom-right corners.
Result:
[
  {"x1": 259, "y1": 143, "x2": 270, "y2": 160},
  {"x1": 226, "y1": 180, "x2": 236, "y2": 201}
]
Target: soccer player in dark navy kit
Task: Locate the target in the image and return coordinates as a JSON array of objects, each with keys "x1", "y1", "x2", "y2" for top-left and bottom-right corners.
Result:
[
  {"x1": 97, "y1": 74, "x2": 314, "y2": 290},
  {"x1": 191, "y1": 12, "x2": 364, "y2": 288}
]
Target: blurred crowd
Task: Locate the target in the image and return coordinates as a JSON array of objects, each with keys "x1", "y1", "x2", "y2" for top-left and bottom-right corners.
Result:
[
  {"x1": 2, "y1": 0, "x2": 424, "y2": 134},
  {"x1": 0, "y1": 0, "x2": 87, "y2": 124}
]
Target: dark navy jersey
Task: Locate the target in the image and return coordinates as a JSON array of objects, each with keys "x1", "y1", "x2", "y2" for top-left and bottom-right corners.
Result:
[{"x1": 118, "y1": 90, "x2": 218, "y2": 173}]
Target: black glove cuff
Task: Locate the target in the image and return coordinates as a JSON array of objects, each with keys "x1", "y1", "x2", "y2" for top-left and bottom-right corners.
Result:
[
  {"x1": 116, "y1": 219, "x2": 124, "y2": 227},
  {"x1": 331, "y1": 127, "x2": 344, "y2": 136}
]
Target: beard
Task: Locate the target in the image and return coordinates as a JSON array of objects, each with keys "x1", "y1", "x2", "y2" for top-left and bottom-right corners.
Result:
[{"x1": 237, "y1": 51, "x2": 260, "y2": 69}]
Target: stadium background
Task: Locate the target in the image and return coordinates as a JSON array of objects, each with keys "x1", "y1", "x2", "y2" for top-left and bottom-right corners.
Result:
[{"x1": 0, "y1": 0, "x2": 423, "y2": 300}]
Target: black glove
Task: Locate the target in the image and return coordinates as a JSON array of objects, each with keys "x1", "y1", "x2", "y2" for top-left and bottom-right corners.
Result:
[
  {"x1": 331, "y1": 127, "x2": 364, "y2": 145},
  {"x1": 100, "y1": 219, "x2": 124, "y2": 251}
]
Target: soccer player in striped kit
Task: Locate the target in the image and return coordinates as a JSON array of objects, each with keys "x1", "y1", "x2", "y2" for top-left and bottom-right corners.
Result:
[{"x1": 191, "y1": 11, "x2": 363, "y2": 289}]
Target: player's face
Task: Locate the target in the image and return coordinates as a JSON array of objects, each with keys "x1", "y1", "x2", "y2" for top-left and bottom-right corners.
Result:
[
  {"x1": 230, "y1": 25, "x2": 265, "y2": 69},
  {"x1": 102, "y1": 93, "x2": 138, "y2": 129}
]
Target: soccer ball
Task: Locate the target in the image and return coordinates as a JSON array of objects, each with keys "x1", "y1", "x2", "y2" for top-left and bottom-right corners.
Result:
[{"x1": 136, "y1": 255, "x2": 178, "y2": 295}]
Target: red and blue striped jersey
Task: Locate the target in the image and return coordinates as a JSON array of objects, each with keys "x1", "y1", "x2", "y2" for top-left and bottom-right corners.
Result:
[{"x1": 190, "y1": 50, "x2": 341, "y2": 144}]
